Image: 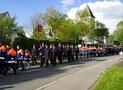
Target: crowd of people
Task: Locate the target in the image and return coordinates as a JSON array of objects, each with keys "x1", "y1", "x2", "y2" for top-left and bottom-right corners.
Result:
[{"x1": 0, "y1": 38, "x2": 123, "y2": 77}]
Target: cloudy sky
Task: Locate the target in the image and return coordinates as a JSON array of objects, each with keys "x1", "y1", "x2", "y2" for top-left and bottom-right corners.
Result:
[
  {"x1": 0, "y1": 0, "x2": 123, "y2": 35},
  {"x1": 67, "y1": 0, "x2": 123, "y2": 34}
]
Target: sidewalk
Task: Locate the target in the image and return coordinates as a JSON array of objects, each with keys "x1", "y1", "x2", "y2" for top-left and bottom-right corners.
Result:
[{"x1": 36, "y1": 56, "x2": 121, "y2": 90}]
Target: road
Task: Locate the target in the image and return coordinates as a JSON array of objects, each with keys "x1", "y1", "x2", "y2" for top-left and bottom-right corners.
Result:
[{"x1": 0, "y1": 56, "x2": 121, "y2": 90}]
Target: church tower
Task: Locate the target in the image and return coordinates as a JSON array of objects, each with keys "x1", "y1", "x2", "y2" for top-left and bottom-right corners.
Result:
[{"x1": 81, "y1": 4, "x2": 96, "y2": 44}]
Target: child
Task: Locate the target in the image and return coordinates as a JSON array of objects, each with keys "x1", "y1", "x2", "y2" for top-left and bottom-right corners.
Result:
[{"x1": 24, "y1": 49, "x2": 31, "y2": 69}]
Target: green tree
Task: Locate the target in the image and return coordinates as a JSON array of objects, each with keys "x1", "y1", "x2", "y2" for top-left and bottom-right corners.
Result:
[
  {"x1": 107, "y1": 35, "x2": 114, "y2": 45},
  {"x1": 31, "y1": 13, "x2": 47, "y2": 40},
  {"x1": 93, "y1": 21, "x2": 109, "y2": 43},
  {"x1": 108, "y1": 20, "x2": 123, "y2": 45},
  {"x1": 57, "y1": 19, "x2": 80, "y2": 42},
  {"x1": 0, "y1": 15, "x2": 25, "y2": 42},
  {"x1": 76, "y1": 8, "x2": 95, "y2": 40},
  {"x1": 44, "y1": 7, "x2": 67, "y2": 39}
]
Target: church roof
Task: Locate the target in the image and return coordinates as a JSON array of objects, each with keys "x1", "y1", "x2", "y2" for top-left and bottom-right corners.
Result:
[{"x1": 84, "y1": 4, "x2": 95, "y2": 18}]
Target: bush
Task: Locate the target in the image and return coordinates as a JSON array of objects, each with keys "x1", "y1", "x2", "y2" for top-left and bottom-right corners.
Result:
[{"x1": 13, "y1": 37, "x2": 80, "y2": 50}]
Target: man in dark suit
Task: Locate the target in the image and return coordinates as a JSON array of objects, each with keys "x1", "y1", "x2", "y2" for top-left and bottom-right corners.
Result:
[
  {"x1": 44, "y1": 45, "x2": 49, "y2": 67},
  {"x1": 31, "y1": 44, "x2": 38, "y2": 66},
  {"x1": 75, "y1": 45, "x2": 79, "y2": 60},
  {"x1": 66, "y1": 45, "x2": 71, "y2": 63},
  {"x1": 57, "y1": 44, "x2": 63, "y2": 64}
]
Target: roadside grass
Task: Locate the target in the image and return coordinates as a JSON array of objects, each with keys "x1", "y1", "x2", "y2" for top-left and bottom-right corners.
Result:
[{"x1": 94, "y1": 65, "x2": 123, "y2": 90}]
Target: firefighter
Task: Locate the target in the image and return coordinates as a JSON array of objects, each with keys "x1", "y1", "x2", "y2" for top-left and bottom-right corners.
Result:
[
  {"x1": 16, "y1": 45, "x2": 24, "y2": 70},
  {"x1": 0, "y1": 39, "x2": 7, "y2": 76},
  {"x1": 5, "y1": 44, "x2": 17, "y2": 75}
]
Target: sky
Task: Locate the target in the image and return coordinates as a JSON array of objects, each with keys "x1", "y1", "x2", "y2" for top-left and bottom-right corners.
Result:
[{"x1": 0, "y1": 0, "x2": 123, "y2": 36}]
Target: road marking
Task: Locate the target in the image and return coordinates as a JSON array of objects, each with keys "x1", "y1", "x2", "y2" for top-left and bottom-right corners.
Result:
[
  {"x1": 35, "y1": 62, "x2": 105, "y2": 90},
  {"x1": 35, "y1": 69, "x2": 84, "y2": 90},
  {"x1": 35, "y1": 56, "x2": 120, "y2": 90}
]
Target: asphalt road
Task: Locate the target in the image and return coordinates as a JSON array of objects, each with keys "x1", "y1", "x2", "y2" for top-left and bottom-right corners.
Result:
[{"x1": 0, "y1": 56, "x2": 121, "y2": 90}]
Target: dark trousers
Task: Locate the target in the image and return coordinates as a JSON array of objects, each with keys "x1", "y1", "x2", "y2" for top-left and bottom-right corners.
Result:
[
  {"x1": 53, "y1": 56, "x2": 57, "y2": 66},
  {"x1": 16, "y1": 59, "x2": 24, "y2": 70},
  {"x1": 58, "y1": 55, "x2": 62, "y2": 64},
  {"x1": 67, "y1": 55, "x2": 71, "y2": 63},
  {"x1": 71, "y1": 54, "x2": 74, "y2": 61},
  {"x1": 32, "y1": 56, "x2": 38, "y2": 65},
  {"x1": 44, "y1": 56, "x2": 49, "y2": 67},
  {"x1": 62, "y1": 53, "x2": 66, "y2": 60},
  {"x1": 40, "y1": 56, "x2": 45, "y2": 66},
  {"x1": 0, "y1": 60, "x2": 6, "y2": 75},
  {"x1": 5, "y1": 63, "x2": 16, "y2": 75},
  {"x1": 75, "y1": 54, "x2": 78, "y2": 60},
  {"x1": 50, "y1": 56, "x2": 56, "y2": 66}
]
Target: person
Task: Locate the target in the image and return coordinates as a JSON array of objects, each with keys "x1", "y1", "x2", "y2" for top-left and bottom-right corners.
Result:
[
  {"x1": 24, "y1": 49, "x2": 31, "y2": 69},
  {"x1": 31, "y1": 44, "x2": 38, "y2": 65},
  {"x1": 49, "y1": 45, "x2": 53, "y2": 65},
  {"x1": 16, "y1": 45, "x2": 24, "y2": 70},
  {"x1": 49, "y1": 45, "x2": 57, "y2": 66},
  {"x1": 44, "y1": 44, "x2": 49, "y2": 67},
  {"x1": 70, "y1": 45, "x2": 74, "y2": 61},
  {"x1": 62, "y1": 45, "x2": 67, "y2": 61},
  {"x1": 38, "y1": 44, "x2": 45, "y2": 67},
  {"x1": 66, "y1": 45, "x2": 71, "y2": 63},
  {"x1": 52, "y1": 45, "x2": 57, "y2": 66},
  {"x1": 5, "y1": 44, "x2": 17, "y2": 75},
  {"x1": 0, "y1": 39, "x2": 7, "y2": 76},
  {"x1": 57, "y1": 44, "x2": 63, "y2": 64},
  {"x1": 74, "y1": 45, "x2": 79, "y2": 60}
]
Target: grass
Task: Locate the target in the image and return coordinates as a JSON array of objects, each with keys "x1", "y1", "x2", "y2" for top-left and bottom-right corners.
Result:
[{"x1": 94, "y1": 66, "x2": 123, "y2": 90}]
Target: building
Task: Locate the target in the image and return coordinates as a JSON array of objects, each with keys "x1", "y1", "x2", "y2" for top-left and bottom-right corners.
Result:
[
  {"x1": 0, "y1": 12, "x2": 18, "y2": 42},
  {"x1": 78, "y1": 4, "x2": 95, "y2": 44},
  {"x1": 0, "y1": 12, "x2": 10, "y2": 18},
  {"x1": 79, "y1": 5, "x2": 106, "y2": 44}
]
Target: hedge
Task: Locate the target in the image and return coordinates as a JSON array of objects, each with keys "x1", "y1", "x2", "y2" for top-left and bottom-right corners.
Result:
[{"x1": 13, "y1": 37, "x2": 80, "y2": 50}]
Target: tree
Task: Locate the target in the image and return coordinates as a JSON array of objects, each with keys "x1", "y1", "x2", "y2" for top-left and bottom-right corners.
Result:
[
  {"x1": 0, "y1": 15, "x2": 25, "y2": 42},
  {"x1": 32, "y1": 32, "x2": 47, "y2": 40},
  {"x1": 108, "y1": 35, "x2": 115, "y2": 45},
  {"x1": 44, "y1": 7, "x2": 67, "y2": 39},
  {"x1": 76, "y1": 8, "x2": 96, "y2": 43},
  {"x1": 31, "y1": 13, "x2": 47, "y2": 40},
  {"x1": 93, "y1": 21, "x2": 109, "y2": 43},
  {"x1": 113, "y1": 21, "x2": 123, "y2": 45},
  {"x1": 57, "y1": 19, "x2": 80, "y2": 42},
  {"x1": 108, "y1": 20, "x2": 123, "y2": 45}
]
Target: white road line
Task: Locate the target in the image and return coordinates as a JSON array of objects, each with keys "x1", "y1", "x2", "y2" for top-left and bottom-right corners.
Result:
[
  {"x1": 35, "y1": 62, "x2": 103, "y2": 90},
  {"x1": 35, "y1": 56, "x2": 119, "y2": 90}
]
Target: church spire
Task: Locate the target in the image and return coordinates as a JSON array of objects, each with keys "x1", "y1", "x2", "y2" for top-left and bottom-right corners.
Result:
[{"x1": 85, "y1": 4, "x2": 95, "y2": 19}]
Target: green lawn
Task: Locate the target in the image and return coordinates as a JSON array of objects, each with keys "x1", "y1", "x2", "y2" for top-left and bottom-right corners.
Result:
[{"x1": 94, "y1": 66, "x2": 123, "y2": 90}]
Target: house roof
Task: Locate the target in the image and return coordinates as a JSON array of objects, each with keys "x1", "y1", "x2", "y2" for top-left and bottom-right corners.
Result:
[{"x1": 0, "y1": 12, "x2": 10, "y2": 19}]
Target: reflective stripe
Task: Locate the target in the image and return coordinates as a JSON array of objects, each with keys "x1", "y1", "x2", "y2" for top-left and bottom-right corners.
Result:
[
  {"x1": 18, "y1": 58, "x2": 23, "y2": 60},
  {"x1": 0, "y1": 57, "x2": 5, "y2": 59},
  {"x1": 7, "y1": 61, "x2": 16, "y2": 63}
]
